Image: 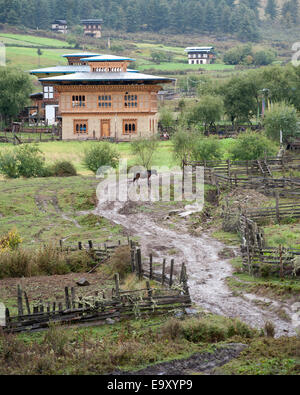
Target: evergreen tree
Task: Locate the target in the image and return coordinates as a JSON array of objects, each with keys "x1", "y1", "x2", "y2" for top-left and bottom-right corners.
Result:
[{"x1": 265, "y1": 0, "x2": 278, "y2": 20}]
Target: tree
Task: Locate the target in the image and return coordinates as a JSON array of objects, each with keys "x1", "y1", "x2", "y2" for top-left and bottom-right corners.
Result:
[
  {"x1": 263, "y1": 102, "x2": 298, "y2": 144},
  {"x1": 230, "y1": 131, "x2": 278, "y2": 160},
  {"x1": 220, "y1": 76, "x2": 258, "y2": 124},
  {"x1": 265, "y1": 0, "x2": 278, "y2": 20},
  {"x1": 159, "y1": 108, "x2": 176, "y2": 131},
  {"x1": 191, "y1": 136, "x2": 222, "y2": 163},
  {"x1": 83, "y1": 143, "x2": 120, "y2": 174},
  {"x1": 0, "y1": 68, "x2": 32, "y2": 125},
  {"x1": 253, "y1": 50, "x2": 276, "y2": 66},
  {"x1": 130, "y1": 137, "x2": 159, "y2": 169},
  {"x1": 172, "y1": 130, "x2": 195, "y2": 165},
  {"x1": 187, "y1": 95, "x2": 224, "y2": 130}
]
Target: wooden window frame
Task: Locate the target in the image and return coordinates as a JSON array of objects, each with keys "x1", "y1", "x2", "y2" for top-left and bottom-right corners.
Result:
[
  {"x1": 123, "y1": 119, "x2": 137, "y2": 135},
  {"x1": 72, "y1": 95, "x2": 86, "y2": 108},
  {"x1": 44, "y1": 86, "x2": 54, "y2": 99},
  {"x1": 98, "y1": 95, "x2": 112, "y2": 109},
  {"x1": 74, "y1": 119, "x2": 88, "y2": 135},
  {"x1": 124, "y1": 94, "x2": 138, "y2": 109}
]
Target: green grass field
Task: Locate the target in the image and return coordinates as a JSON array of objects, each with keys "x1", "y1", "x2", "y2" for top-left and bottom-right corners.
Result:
[{"x1": 0, "y1": 33, "x2": 70, "y2": 48}]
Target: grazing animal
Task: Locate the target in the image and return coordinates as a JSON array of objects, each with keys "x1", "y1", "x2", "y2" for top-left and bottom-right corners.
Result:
[{"x1": 132, "y1": 169, "x2": 158, "y2": 185}]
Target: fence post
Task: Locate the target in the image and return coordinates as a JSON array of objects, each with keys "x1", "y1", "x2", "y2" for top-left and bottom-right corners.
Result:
[
  {"x1": 279, "y1": 245, "x2": 284, "y2": 279},
  {"x1": 137, "y1": 249, "x2": 143, "y2": 280},
  {"x1": 114, "y1": 273, "x2": 120, "y2": 298},
  {"x1": 146, "y1": 281, "x2": 152, "y2": 299},
  {"x1": 169, "y1": 259, "x2": 174, "y2": 287},
  {"x1": 149, "y1": 254, "x2": 153, "y2": 280},
  {"x1": 65, "y1": 287, "x2": 71, "y2": 310},
  {"x1": 78, "y1": 242, "x2": 82, "y2": 250},
  {"x1": 17, "y1": 285, "x2": 23, "y2": 318},
  {"x1": 24, "y1": 291, "x2": 31, "y2": 315},
  {"x1": 71, "y1": 287, "x2": 76, "y2": 309},
  {"x1": 275, "y1": 192, "x2": 280, "y2": 223},
  {"x1": 162, "y1": 259, "x2": 166, "y2": 285},
  {"x1": 130, "y1": 249, "x2": 135, "y2": 272}
]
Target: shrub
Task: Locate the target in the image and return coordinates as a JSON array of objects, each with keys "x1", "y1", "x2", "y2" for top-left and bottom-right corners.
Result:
[
  {"x1": 264, "y1": 321, "x2": 275, "y2": 338},
  {"x1": 15, "y1": 145, "x2": 45, "y2": 178},
  {"x1": 226, "y1": 319, "x2": 255, "y2": 338},
  {"x1": 191, "y1": 136, "x2": 223, "y2": 163},
  {"x1": 160, "y1": 318, "x2": 183, "y2": 340},
  {"x1": 230, "y1": 131, "x2": 278, "y2": 161},
  {"x1": 0, "y1": 243, "x2": 95, "y2": 279},
  {"x1": 106, "y1": 246, "x2": 132, "y2": 279},
  {"x1": 181, "y1": 318, "x2": 226, "y2": 343},
  {"x1": 0, "y1": 229, "x2": 22, "y2": 252},
  {"x1": 52, "y1": 161, "x2": 77, "y2": 177},
  {"x1": 83, "y1": 143, "x2": 120, "y2": 174},
  {"x1": 0, "y1": 150, "x2": 19, "y2": 178},
  {"x1": 0, "y1": 145, "x2": 45, "y2": 178},
  {"x1": 264, "y1": 102, "x2": 298, "y2": 144}
]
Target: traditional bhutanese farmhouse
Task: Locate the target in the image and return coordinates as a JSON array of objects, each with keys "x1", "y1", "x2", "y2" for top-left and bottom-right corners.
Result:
[
  {"x1": 30, "y1": 53, "x2": 173, "y2": 140},
  {"x1": 81, "y1": 19, "x2": 103, "y2": 38},
  {"x1": 185, "y1": 47, "x2": 216, "y2": 65},
  {"x1": 51, "y1": 20, "x2": 68, "y2": 34}
]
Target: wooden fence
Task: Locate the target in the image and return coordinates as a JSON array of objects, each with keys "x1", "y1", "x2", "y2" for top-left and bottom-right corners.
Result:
[
  {"x1": 239, "y1": 214, "x2": 300, "y2": 278},
  {"x1": 1, "y1": 246, "x2": 191, "y2": 333}
]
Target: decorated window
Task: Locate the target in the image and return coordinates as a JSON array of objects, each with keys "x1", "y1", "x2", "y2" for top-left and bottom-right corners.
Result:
[
  {"x1": 124, "y1": 94, "x2": 138, "y2": 108},
  {"x1": 43, "y1": 86, "x2": 54, "y2": 99},
  {"x1": 72, "y1": 95, "x2": 85, "y2": 108},
  {"x1": 123, "y1": 120, "x2": 137, "y2": 135},
  {"x1": 98, "y1": 95, "x2": 112, "y2": 108},
  {"x1": 74, "y1": 120, "x2": 88, "y2": 134}
]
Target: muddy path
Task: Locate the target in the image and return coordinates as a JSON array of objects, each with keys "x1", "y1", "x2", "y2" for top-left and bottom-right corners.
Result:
[
  {"x1": 95, "y1": 179, "x2": 299, "y2": 338},
  {"x1": 112, "y1": 343, "x2": 247, "y2": 375}
]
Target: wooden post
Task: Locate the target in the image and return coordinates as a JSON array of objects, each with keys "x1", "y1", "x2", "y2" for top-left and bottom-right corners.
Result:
[
  {"x1": 114, "y1": 273, "x2": 120, "y2": 298},
  {"x1": 130, "y1": 249, "x2": 135, "y2": 272},
  {"x1": 162, "y1": 259, "x2": 166, "y2": 285},
  {"x1": 137, "y1": 249, "x2": 143, "y2": 280},
  {"x1": 17, "y1": 285, "x2": 23, "y2": 317},
  {"x1": 58, "y1": 302, "x2": 63, "y2": 312},
  {"x1": 279, "y1": 245, "x2": 284, "y2": 279},
  {"x1": 78, "y1": 241, "x2": 82, "y2": 250},
  {"x1": 180, "y1": 262, "x2": 185, "y2": 284},
  {"x1": 149, "y1": 254, "x2": 153, "y2": 280},
  {"x1": 88, "y1": 240, "x2": 93, "y2": 250},
  {"x1": 59, "y1": 239, "x2": 63, "y2": 252},
  {"x1": 275, "y1": 192, "x2": 280, "y2": 223},
  {"x1": 65, "y1": 287, "x2": 71, "y2": 309},
  {"x1": 24, "y1": 291, "x2": 31, "y2": 315},
  {"x1": 146, "y1": 281, "x2": 152, "y2": 299},
  {"x1": 71, "y1": 287, "x2": 76, "y2": 309},
  {"x1": 169, "y1": 259, "x2": 174, "y2": 287}
]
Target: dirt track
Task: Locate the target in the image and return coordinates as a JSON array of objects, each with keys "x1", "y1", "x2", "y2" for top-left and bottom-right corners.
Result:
[{"x1": 95, "y1": 178, "x2": 300, "y2": 338}]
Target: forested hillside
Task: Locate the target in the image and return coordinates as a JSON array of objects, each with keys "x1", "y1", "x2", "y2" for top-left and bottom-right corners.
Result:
[{"x1": 0, "y1": 0, "x2": 298, "y2": 41}]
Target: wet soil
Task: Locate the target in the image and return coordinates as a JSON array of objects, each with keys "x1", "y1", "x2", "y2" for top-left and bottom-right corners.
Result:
[{"x1": 111, "y1": 343, "x2": 248, "y2": 375}]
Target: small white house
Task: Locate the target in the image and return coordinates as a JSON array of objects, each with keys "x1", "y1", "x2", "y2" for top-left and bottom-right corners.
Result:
[
  {"x1": 51, "y1": 20, "x2": 68, "y2": 34},
  {"x1": 185, "y1": 47, "x2": 216, "y2": 65}
]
